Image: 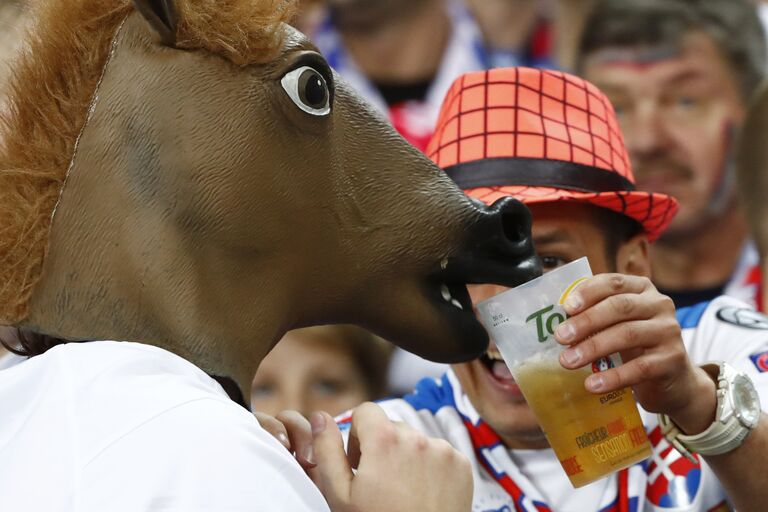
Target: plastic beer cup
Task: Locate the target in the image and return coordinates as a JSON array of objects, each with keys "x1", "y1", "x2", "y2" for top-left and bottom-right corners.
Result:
[{"x1": 476, "y1": 257, "x2": 652, "y2": 488}]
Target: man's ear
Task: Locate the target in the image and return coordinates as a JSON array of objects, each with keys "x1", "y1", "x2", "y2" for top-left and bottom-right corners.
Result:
[
  {"x1": 132, "y1": 0, "x2": 178, "y2": 46},
  {"x1": 615, "y1": 232, "x2": 651, "y2": 278}
]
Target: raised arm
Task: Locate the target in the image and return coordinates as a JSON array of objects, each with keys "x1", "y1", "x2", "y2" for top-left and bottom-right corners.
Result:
[{"x1": 554, "y1": 275, "x2": 768, "y2": 510}]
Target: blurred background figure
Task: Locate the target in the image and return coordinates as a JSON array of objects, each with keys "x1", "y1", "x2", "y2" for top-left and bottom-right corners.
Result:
[
  {"x1": 465, "y1": 0, "x2": 597, "y2": 71},
  {"x1": 736, "y1": 82, "x2": 768, "y2": 311},
  {"x1": 251, "y1": 325, "x2": 392, "y2": 417},
  {"x1": 576, "y1": 0, "x2": 766, "y2": 310},
  {"x1": 0, "y1": 0, "x2": 27, "y2": 106},
  {"x1": 308, "y1": 0, "x2": 557, "y2": 151},
  {"x1": 291, "y1": 0, "x2": 326, "y2": 36}
]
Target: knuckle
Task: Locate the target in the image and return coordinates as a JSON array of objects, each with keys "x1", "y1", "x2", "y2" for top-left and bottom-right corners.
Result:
[
  {"x1": 413, "y1": 431, "x2": 429, "y2": 452},
  {"x1": 667, "y1": 348, "x2": 687, "y2": 368},
  {"x1": 659, "y1": 295, "x2": 675, "y2": 312},
  {"x1": 609, "y1": 274, "x2": 626, "y2": 292},
  {"x1": 612, "y1": 295, "x2": 634, "y2": 316},
  {"x1": 431, "y1": 438, "x2": 454, "y2": 457},
  {"x1": 580, "y1": 336, "x2": 598, "y2": 360},
  {"x1": 664, "y1": 318, "x2": 682, "y2": 339},
  {"x1": 574, "y1": 309, "x2": 592, "y2": 332},
  {"x1": 375, "y1": 422, "x2": 399, "y2": 447},
  {"x1": 622, "y1": 322, "x2": 637, "y2": 344},
  {"x1": 633, "y1": 357, "x2": 652, "y2": 380}
]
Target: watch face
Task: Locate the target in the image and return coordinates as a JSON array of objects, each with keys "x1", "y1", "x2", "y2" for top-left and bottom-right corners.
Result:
[{"x1": 732, "y1": 374, "x2": 761, "y2": 428}]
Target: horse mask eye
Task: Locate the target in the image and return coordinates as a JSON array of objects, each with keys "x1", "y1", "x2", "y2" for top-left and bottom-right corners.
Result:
[{"x1": 281, "y1": 66, "x2": 331, "y2": 116}]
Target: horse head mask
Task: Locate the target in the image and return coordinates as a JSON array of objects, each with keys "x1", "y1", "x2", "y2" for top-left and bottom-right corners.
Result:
[{"x1": 0, "y1": 0, "x2": 540, "y2": 392}]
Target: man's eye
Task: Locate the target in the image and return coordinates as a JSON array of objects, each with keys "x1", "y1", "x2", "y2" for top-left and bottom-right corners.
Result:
[
  {"x1": 541, "y1": 255, "x2": 567, "y2": 271},
  {"x1": 674, "y1": 96, "x2": 698, "y2": 110},
  {"x1": 312, "y1": 379, "x2": 345, "y2": 395}
]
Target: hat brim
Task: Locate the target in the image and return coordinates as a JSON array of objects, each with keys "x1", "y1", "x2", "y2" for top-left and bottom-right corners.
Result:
[{"x1": 465, "y1": 185, "x2": 678, "y2": 243}]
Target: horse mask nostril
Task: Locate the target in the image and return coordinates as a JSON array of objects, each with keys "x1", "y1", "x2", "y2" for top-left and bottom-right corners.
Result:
[
  {"x1": 502, "y1": 211, "x2": 526, "y2": 244},
  {"x1": 491, "y1": 197, "x2": 532, "y2": 248}
]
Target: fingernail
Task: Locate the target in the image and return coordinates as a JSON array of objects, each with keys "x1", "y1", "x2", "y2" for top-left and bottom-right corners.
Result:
[
  {"x1": 276, "y1": 432, "x2": 291, "y2": 450},
  {"x1": 310, "y1": 412, "x2": 326, "y2": 436},
  {"x1": 565, "y1": 293, "x2": 583, "y2": 312},
  {"x1": 556, "y1": 322, "x2": 575, "y2": 342},
  {"x1": 562, "y1": 346, "x2": 581, "y2": 365},
  {"x1": 303, "y1": 444, "x2": 316, "y2": 466},
  {"x1": 587, "y1": 375, "x2": 604, "y2": 392}
]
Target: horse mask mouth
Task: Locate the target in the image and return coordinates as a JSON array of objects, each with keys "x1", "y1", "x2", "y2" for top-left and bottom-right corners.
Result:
[{"x1": 377, "y1": 196, "x2": 541, "y2": 364}]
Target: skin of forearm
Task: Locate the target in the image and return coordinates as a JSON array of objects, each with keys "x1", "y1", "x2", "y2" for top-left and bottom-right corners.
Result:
[{"x1": 703, "y1": 414, "x2": 768, "y2": 512}]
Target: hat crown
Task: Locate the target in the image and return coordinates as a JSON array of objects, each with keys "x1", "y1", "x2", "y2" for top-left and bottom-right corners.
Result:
[
  {"x1": 426, "y1": 67, "x2": 678, "y2": 243},
  {"x1": 426, "y1": 67, "x2": 634, "y2": 185}
]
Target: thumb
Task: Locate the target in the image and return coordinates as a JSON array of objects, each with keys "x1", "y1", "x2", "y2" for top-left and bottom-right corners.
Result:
[{"x1": 308, "y1": 411, "x2": 353, "y2": 507}]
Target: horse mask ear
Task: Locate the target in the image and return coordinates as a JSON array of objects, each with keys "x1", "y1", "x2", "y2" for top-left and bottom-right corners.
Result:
[{"x1": 133, "y1": 0, "x2": 178, "y2": 46}]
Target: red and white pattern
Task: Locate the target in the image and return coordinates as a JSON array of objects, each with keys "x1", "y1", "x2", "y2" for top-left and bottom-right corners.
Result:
[
  {"x1": 425, "y1": 68, "x2": 678, "y2": 242},
  {"x1": 339, "y1": 296, "x2": 768, "y2": 512}
]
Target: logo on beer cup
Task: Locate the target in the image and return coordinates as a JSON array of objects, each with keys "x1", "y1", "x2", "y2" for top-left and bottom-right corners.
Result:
[
  {"x1": 592, "y1": 356, "x2": 614, "y2": 374},
  {"x1": 525, "y1": 278, "x2": 589, "y2": 343}
]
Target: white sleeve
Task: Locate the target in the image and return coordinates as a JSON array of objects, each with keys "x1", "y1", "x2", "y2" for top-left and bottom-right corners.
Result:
[
  {"x1": 682, "y1": 297, "x2": 768, "y2": 410},
  {"x1": 80, "y1": 398, "x2": 330, "y2": 512}
]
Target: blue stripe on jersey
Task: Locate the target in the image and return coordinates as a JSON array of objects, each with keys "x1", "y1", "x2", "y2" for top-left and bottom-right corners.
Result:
[
  {"x1": 402, "y1": 374, "x2": 456, "y2": 414},
  {"x1": 676, "y1": 300, "x2": 711, "y2": 330}
]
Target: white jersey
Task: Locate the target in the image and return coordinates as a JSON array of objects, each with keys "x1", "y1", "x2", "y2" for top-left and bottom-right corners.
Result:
[
  {"x1": 0, "y1": 350, "x2": 25, "y2": 371},
  {"x1": 341, "y1": 296, "x2": 768, "y2": 512},
  {"x1": 0, "y1": 341, "x2": 329, "y2": 512}
]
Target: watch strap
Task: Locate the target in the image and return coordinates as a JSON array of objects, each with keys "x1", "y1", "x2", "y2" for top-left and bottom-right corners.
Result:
[
  {"x1": 658, "y1": 410, "x2": 750, "y2": 458},
  {"x1": 657, "y1": 362, "x2": 756, "y2": 459}
]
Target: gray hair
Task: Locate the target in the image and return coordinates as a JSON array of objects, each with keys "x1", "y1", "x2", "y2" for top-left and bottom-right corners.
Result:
[{"x1": 577, "y1": 0, "x2": 767, "y2": 101}]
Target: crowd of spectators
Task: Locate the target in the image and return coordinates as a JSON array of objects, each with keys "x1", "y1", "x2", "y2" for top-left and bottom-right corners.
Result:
[{"x1": 3, "y1": 0, "x2": 768, "y2": 510}]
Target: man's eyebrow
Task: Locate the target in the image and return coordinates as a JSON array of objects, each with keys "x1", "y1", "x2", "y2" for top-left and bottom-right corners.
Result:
[
  {"x1": 533, "y1": 231, "x2": 571, "y2": 246},
  {"x1": 662, "y1": 69, "x2": 710, "y2": 88}
]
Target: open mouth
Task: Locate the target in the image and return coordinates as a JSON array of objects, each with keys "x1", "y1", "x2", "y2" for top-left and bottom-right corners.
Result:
[
  {"x1": 480, "y1": 348, "x2": 514, "y2": 382},
  {"x1": 480, "y1": 347, "x2": 524, "y2": 397}
]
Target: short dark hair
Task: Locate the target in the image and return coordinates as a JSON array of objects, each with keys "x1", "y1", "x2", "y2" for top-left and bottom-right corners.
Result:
[
  {"x1": 577, "y1": 0, "x2": 766, "y2": 101},
  {"x1": 590, "y1": 207, "x2": 642, "y2": 269}
]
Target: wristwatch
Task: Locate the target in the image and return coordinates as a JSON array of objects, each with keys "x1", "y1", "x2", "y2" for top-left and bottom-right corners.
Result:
[{"x1": 658, "y1": 362, "x2": 761, "y2": 461}]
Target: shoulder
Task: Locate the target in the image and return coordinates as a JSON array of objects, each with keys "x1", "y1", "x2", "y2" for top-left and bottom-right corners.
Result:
[
  {"x1": 677, "y1": 297, "x2": 768, "y2": 376},
  {"x1": 82, "y1": 398, "x2": 328, "y2": 511},
  {"x1": 678, "y1": 296, "x2": 768, "y2": 334}
]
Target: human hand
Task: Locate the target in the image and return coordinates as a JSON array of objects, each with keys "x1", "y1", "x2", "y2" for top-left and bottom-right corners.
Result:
[
  {"x1": 254, "y1": 410, "x2": 316, "y2": 470},
  {"x1": 308, "y1": 402, "x2": 473, "y2": 512},
  {"x1": 553, "y1": 273, "x2": 717, "y2": 434}
]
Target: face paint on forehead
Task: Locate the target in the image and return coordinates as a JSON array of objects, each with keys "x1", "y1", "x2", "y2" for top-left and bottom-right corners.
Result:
[{"x1": 589, "y1": 45, "x2": 683, "y2": 70}]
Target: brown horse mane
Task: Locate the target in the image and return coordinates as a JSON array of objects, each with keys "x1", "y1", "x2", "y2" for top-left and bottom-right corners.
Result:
[{"x1": 0, "y1": 0, "x2": 296, "y2": 325}]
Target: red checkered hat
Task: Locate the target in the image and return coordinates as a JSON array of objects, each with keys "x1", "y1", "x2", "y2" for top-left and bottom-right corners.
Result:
[{"x1": 426, "y1": 68, "x2": 678, "y2": 242}]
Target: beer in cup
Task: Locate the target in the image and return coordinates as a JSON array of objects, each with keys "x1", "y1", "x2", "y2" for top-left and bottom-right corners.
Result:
[{"x1": 476, "y1": 257, "x2": 651, "y2": 488}]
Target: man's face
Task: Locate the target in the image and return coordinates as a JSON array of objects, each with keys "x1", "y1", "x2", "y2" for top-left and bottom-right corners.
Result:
[
  {"x1": 452, "y1": 202, "x2": 618, "y2": 449},
  {"x1": 582, "y1": 31, "x2": 746, "y2": 236}
]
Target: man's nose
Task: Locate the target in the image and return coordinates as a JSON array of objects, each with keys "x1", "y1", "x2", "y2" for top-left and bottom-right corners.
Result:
[
  {"x1": 283, "y1": 391, "x2": 309, "y2": 418},
  {"x1": 624, "y1": 103, "x2": 668, "y2": 158}
]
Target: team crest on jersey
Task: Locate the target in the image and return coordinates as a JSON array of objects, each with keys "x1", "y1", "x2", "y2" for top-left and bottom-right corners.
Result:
[
  {"x1": 716, "y1": 307, "x2": 768, "y2": 330},
  {"x1": 749, "y1": 351, "x2": 768, "y2": 373},
  {"x1": 592, "y1": 356, "x2": 614, "y2": 373},
  {"x1": 645, "y1": 426, "x2": 702, "y2": 509}
]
